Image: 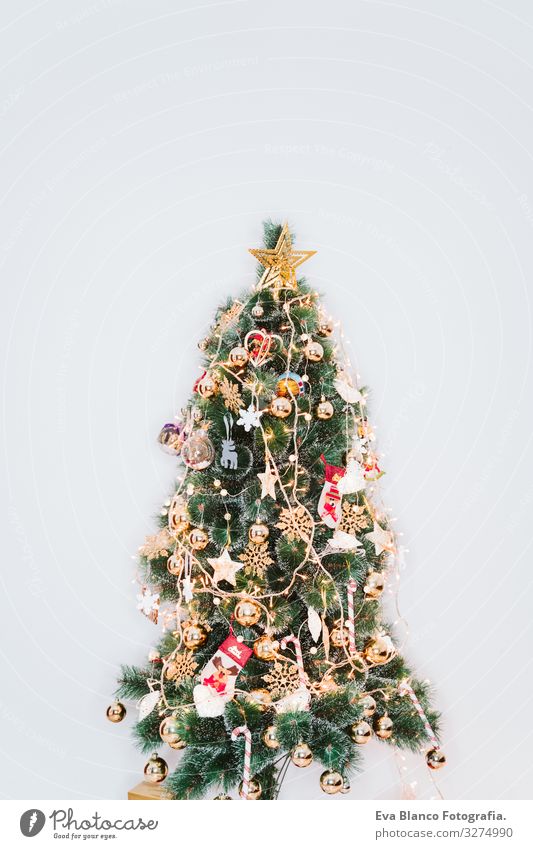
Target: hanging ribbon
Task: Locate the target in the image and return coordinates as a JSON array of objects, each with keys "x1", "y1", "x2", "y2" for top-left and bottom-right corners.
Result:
[{"x1": 231, "y1": 725, "x2": 252, "y2": 799}]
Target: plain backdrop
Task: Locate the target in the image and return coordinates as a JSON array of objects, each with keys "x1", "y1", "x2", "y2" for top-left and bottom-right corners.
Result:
[{"x1": 1, "y1": 0, "x2": 532, "y2": 801}]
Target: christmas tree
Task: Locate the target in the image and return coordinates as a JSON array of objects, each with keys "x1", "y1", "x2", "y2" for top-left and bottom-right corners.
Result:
[{"x1": 109, "y1": 222, "x2": 444, "y2": 799}]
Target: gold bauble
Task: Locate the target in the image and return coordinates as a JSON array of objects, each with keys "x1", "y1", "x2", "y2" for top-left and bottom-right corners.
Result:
[
  {"x1": 229, "y1": 346, "x2": 249, "y2": 368},
  {"x1": 167, "y1": 554, "x2": 183, "y2": 576},
  {"x1": 198, "y1": 337, "x2": 209, "y2": 351},
  {"x1": 262, "y1": 725, "x2": 280, "y2": 749},
  {"x1": 305, "y1": 340, "x2": 324, "y2": 362},
  {"x1": 253, "y1": 634, "x2": 278, "y2": 661},
  {"x1": 182, "y1": 621, "x2": 207, "y2": 650},
  {"x1": 317, "y1": 317, "x2": 334, "y2": 337},
  {"x1": 291, "y1": 742, "x2": 313, "y2": 768},
  {"x1": 181, "y1": 431, "x2": 215, "y2": 470},
  {"x1": 350, "y1": 720, "x2": 373, "y2": 744},
  {"x1": 159, "y1": 715, "x2": 186, "y2": 749},
  {"x1": 316, "y1": 398, "x2": 334, "y2": 420},
  {"x1": 196, "y1": 373, "x2": 218, "y2": 398},
  {"x1": 188, "y1": 527, "x2": 209, "y2": 550},
  {"x1": 168, "y1": 497, "x2": 189, "y2": 535},
  {"x1": 192, "y1": 406, "x2": 203, "y2": 423},
  {"x1": 364, "y1": 571, "x2": 385, "y2": 599},
  {"x1": 249, "y1": 522, "x2": 269, "y2": 544},
  {"x1": 363, "y1": 634, "x2": 396, "y2": 666},
  {"x1": 320, "y1": 770, "x2": 344, "y2": 795},
  {"x1": 234, "y1": 597, "x2": 261, "y2": 626},
  {"x1": 143, "y1": 753, "x2": 168, "y2": 784},
  {"x1": 340, "y1": 776, "x2": 351, "y2": 794},
  {"x1": 251, "y1": 303, "x2": 264, "y2": 318},
  {"x1": 276, "y1": 376, "x2": 301, "y2": 398},
  {"x1": 213, "y1": 794, "x2": 232, "y2": 799},
  {"x1": 240, "y1": 777, "x2": 262, "y2": 799},
  {"x1": 269, "y1": 396, "x2": 292, "y2": 419},
  {"x1": 319, "y1": 674, "x2": 339, "y2": 693},
  {"x1": 106, "y1": 701, "x2": 126, "y2": 723},
  {"x1": 330, "y1": 619, "x2": 350, "y2": 648},
  {"x1": 375, "y1": 715, "x2": 393, "y2": 739},
  {"x1": 359, "y1": 694, "x2": 377, "y2": 717},
  {"x1": 426, "y1": 748, "x2": 446, "y2": 770},
  {"x1": 246, "y1": 689, "x2": 272, "y2": 711}
]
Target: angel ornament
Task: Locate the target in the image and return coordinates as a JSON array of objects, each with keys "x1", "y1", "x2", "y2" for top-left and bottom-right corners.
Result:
[{"x1": 220, "y1": 414, "x2": 238, "y2": 470}]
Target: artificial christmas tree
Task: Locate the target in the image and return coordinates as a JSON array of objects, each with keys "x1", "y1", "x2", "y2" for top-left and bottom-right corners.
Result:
[{"x1": 109, "y1": 221, "x2": 444, "y2": 800}]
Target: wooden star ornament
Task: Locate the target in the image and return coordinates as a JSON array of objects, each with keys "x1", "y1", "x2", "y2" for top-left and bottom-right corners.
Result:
[
  {"x1": 249, "y1": 222, "x2": 316, "y2": 292},
  {"x1": 207, "y1": 548, "x2": 243, "y2": 586}
]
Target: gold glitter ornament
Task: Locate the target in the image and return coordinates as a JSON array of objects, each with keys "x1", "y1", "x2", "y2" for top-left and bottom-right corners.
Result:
[
  {"x1": 143, "y1": 753, "x2": 168, "y2": 784},
  {"x1": 350, "y1": 720, "x2": 373, "y2": 744},
  {"x1": 291, "y1": 742, "x2": 313, "y2": 768},
  {"x1": 262, "y1": 725, "x2": 280, "y2": 749},
  {"x1": 364, "y1": 571, "x2": 385, "y2": 599},
  {"x1": 275, "y1": 505, "x2": 313, "y2": 542},
  {"x1": 164, "y1": 650, "x2": 198, "y2": 681},
  {"x1": 249, "y1": 522, "x2": 269, "y2": 544},
  {"x1": 239, "y1": 542, "x2": 274, "y2": 579},
  {"x1": 426, "y1": 748, "x2": 446, "y2": 770},
  {"x1": 375, "y1": 715, "x2": 393, "y2": 739},
  {"x1": 249, "y1": 222, "x2": 316, "y2": 293},
  {"x1": 270, "y1": 396, "x2": 292, "y2": 419},
  {"x1": 263, "y1": 660, "x2": 301, "y2": 699},
  {"x1": 320, "y1": 770, "x2": 344, "y2": 795},
  {"x1": 106, "y1": 702, "x2": 126, "y2": 723},
  {"x1": 234, "y1": 597, "x2": 261, "y2": 626},
  {"x1": 339, "y1": 501, "x2": 370, "y2": 535},
  {"x1": 188, "y1": 527, "x2": 209, "y2": 550},
  {"x1": 219, "y1": 376, "x2": 244, "y2": 413}
]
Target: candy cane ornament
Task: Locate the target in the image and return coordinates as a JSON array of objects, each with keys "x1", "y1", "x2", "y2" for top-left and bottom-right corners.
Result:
[
  {"x1": 346, "y1": 579, "x2": 357, "y2": 654},
  {"x1": 231, "y1": 725, "x2": 252, "y2": 799},
  {"x1": 398, "y1": 681, "x2": 445, "y2": 768},
  {"x1": 280, "y1": 634, "x2": 306, "y2": 686}
]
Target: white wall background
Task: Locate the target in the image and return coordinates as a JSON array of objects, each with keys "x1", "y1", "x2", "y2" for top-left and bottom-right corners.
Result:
[{"x1": 1, "y1": 0, "x2": 532, "y2": 802}]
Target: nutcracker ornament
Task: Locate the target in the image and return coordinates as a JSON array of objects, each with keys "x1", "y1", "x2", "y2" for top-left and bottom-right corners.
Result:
[
  {"x1": 317, "y1": 455, "x2": 346, "y2": 528},
  {"x1": 193, "y1": 631, "x2": 253, "y2": 717}
]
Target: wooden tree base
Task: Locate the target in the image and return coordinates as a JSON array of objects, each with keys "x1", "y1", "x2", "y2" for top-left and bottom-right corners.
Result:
[{"x1": 128, "y1": 781, "x2": 172, "y2": 800}]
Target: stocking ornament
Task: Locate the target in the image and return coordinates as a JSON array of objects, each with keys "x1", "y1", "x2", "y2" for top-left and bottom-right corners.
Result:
[
  {"x1": 318, "y1": 455, "x2": 346, "y2": 528},
  {"x1": 193, "y1": 631, "x2": 252, "y2": 717}
]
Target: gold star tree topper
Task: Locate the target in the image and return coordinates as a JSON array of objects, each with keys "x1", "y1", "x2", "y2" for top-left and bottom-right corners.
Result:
[{"x1": 249, "y1": 222, "x2": 316, "y2": 292}]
